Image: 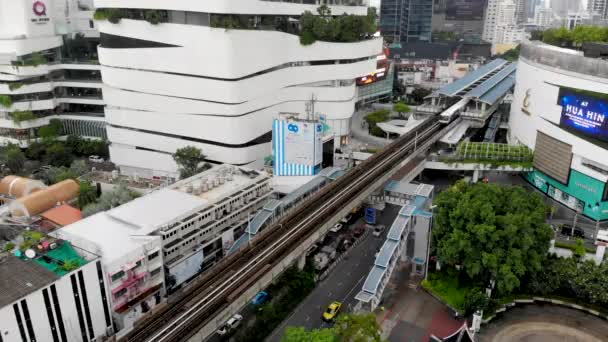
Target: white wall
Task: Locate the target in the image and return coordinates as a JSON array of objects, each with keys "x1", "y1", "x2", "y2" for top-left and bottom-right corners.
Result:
[
  {"x1": 94, "y1": 0, "x2": 369, "y2": 16},
  {"x1": 0, "y1": 260, "x2": 113, "y2": 342},
  {"x1": 509, "y1": 56, "x2": 608, "y2": 179}
]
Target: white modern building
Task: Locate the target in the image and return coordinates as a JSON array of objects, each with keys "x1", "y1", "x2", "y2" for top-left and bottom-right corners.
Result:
[
  {"x1": 54, "y1": 214, "x2": 164, "y2": 337},
  {"x1": 509, "y1": 41, "x2": 608, "y2": 222},
  {"x1": 534, "y1": 5, "x2": 553, "y2": 27},
  {"x1": 483, "y1": 0, "x2": 526, "y2": 45},
  {"x1": 0, "y1": 0, "x2": 106, "y2": 147},
  {"x1": 53, "y1": 165, "x2": 271, "y2": 336},
  {"x1": 93, "y1": 0, "x2": 382, "y2": 179},
  {"x1": 588, "y1": 0, "x2": 608, "y2": 19},
  {"x1": 0, "y1": 240, "x2": 114, "y2": 342}
]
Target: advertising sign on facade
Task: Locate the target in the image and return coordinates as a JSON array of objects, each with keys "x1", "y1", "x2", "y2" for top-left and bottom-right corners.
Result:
[
  {"x1": 446, "y1": 0, "x2": 485, "y2": 20},
  {"x1": 273, "y1": 119, "x2": 323, "y2": 176},
  {"x1": 559, "y1": 88, "x2": 608, "y2": 143}
]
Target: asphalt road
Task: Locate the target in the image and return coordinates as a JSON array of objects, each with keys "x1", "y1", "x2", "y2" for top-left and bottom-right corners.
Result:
[
  {"x1": 478, "y1": 304, "x2": 608, "y2": 342},
  {"x1": 266, "y1": 205, "x2": 402, "y2": 342}
]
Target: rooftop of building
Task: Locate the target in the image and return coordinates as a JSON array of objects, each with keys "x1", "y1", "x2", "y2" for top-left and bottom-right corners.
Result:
[
  {"x1": 54, "y1": 211, "x2": 158, "y2": 260},
  {"x1": 169, "y1": 165, "x2": 269, "y2": 204},
  {"x1": 52, "y1": 166, "x2": 269, "y2": 260},
  {"x1": 0, "y1": 236, "x2": 95, "y2": 307},
  {"x1": 0, "y1": 255, "x2": 58, "y2": 307},
  {"x1": 40, "y1": 204, "x2": 83, "y2": 227}
]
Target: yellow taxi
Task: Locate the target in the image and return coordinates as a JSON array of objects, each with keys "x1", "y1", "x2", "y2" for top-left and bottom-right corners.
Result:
[{"x1": 322, "y1": 301, "x2": 342, "y2": 322}]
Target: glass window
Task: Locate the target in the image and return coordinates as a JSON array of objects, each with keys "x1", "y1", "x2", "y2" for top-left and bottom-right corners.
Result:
[{"x1": 111, "y1": 270, "x2": 125, "y2": 282}]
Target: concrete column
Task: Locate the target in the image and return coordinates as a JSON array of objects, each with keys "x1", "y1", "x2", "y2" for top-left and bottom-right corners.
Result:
[
  {"x1": 297, "y1": 253, "x2": 306, "y2": 270},
  {"x1": 472, "y1": 169, "x2": 480, "y2": 183},
  {"x1": 594, "y1": 245, "x2": 605, "y2": 265}
]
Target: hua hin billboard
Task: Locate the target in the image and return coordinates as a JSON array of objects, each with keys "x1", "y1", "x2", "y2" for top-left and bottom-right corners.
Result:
[{"x1": 559, "y1": 87, "x2": 608, "y2": 143}]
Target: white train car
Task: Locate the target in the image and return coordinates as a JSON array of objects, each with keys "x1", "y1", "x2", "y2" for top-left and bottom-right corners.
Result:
[{"x1": 438, "y1": 98, "x2": 469, "y2": 124}]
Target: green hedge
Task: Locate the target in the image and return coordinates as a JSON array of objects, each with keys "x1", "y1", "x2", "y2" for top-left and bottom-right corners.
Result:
[
  {"x1": 8, "y1": 82, "x2": 24, "y2": 91},
  {"x1": 0, "y1": 95, "x2": 12, "y2": 108},
  {"x1": 11, "y1": 111, "x2": 36, "y2": 123}
]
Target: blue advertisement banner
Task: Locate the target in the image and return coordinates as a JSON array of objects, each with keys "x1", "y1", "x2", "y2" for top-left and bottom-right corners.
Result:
[{"x1": 559, "y1": 88, "x2": 608, "y2": 143}]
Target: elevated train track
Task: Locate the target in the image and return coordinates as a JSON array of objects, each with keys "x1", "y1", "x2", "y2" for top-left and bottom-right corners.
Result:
[{"x1": 122, "y1": 116, "x2": 460, "y2": 342}]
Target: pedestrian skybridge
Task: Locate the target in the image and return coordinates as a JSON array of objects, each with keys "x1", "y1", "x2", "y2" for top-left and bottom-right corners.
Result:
[{"x1": 355, "y1": 181, "x2": 434, "y2": 312}]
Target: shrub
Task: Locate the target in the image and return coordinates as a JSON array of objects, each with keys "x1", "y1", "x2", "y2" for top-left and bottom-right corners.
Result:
[
  {"x1": 12, "y1": 111, "x2": 36, "y2": 124},
  {"x1": 93, "y1": 8, "x2": 108, "y2": 20},
  {"x1": 144, "y1": 10, "x2": 162, "y2": 25},
  {"x1": 370, "y1": 125, "x2": 385, "y2": 137},
  {"x1": 300, "y1": 30, "x2": 317, "y2": 45},
  {"x1": 0, "y1": 95, "x2": 12, "y2": 108},
  {"x1": 3, "y1": 242, "x2": 15, "y2": 252},
  {"x1": 365, "y1": 109, "x2": 390, "y2": 124},
  {"x1": 8, "y1": 82, "x2": 24, "y2": 91},
  {"x1": 61, "y1": 259, "x2": 81, "y2": 272}
]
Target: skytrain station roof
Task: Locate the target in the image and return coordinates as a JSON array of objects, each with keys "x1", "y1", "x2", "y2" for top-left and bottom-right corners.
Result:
[{"x1": 435, "y1": 58, "x2": 516, "y2": 107}]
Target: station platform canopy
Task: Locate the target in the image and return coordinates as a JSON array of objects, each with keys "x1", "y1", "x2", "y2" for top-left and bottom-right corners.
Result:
[{"x1": 437, "y1": 59, "x2": 508, "y2": 97}]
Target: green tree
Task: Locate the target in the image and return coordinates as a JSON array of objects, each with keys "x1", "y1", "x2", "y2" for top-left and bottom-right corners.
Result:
[
  {"x1": 335, "y1": 313, "x2": 383, "y2": 342},
  {"x1": 392, "y1": 102, "x2": 410, "y2": 118},
  {"x1": 82, "y1": 183, "x2": 138, "y2": 217},
  {"x1": 46, "y1": 143, "x2": 73, "y2": 167},
  {"x1": 78, "y1": 181, "x2": 97, "y2": 209},
  {"x1": 572, "y1": 238, "x2": 587, "y2": 261},
  {"x1": 38, "y1": 119, "x2": 62, "y2": 140},
  {"x1": 25, "y1": 141, "x2": 46, "y2": 161},
  {"x1": 283, "y1": 327, "x2": 337, "y2": 342},
  {"x1": 317, "y1": 4, "x2": 331, "y2": 17},
  {"x1": 281, "y1": 313, "x2": 383, "y2": 342},
  {"x1": 433, "y1": 182, "x2": 553, "y2": 295},
  {"x1": 2, "y1": 144, "x2": 25, "y2": 174},
  {"x1": 410, "y1": 88, "x2": 432, "y2": 104},
  {"x1": 172, "y1": 146, "x2": 208, "y2": 179}
]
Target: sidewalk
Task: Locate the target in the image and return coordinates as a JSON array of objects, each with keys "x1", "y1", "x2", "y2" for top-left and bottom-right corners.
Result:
[
  {"x1": 349, "y1": 109, "x2": 392, "y2": 149},
  {"x1": 374, "y1": 263, "x2": 462, "y2": 342}
]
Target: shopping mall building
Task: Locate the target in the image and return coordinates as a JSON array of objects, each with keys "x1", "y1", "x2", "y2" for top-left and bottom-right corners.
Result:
[{"x1": 509, "y1": 41, "x2": 608, "y2": 221}]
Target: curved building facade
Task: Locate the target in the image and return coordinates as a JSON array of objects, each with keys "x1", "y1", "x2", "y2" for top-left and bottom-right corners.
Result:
[
  {"x1": 0, "y1": 0, "x2": 106, "y2": 146},
  {"x1": 93, "y1": 0, "x2": 382, "y2": 178},
  {"x1": 510, "y1": 42, "x2": 608, "y2": 221}
]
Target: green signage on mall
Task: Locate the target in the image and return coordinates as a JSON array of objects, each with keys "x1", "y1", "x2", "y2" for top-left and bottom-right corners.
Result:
[{"x1": 526, "y1": 169, "x2": 608, "y2": 221}]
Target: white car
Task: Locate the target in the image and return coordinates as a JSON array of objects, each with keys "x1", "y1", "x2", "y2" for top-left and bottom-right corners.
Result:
[
  {"x1": 217, "y1": 314, "x2": 243, "y2": 336},
  {"x1": 372, "y1": 225, "x2": 386, "y2": 237},
  {"x1": 88, "y1": 155, "x2": 104, "y2": 163},
  {"x1": 330, "y1": 223, "x2": 343, "y2": 233}
]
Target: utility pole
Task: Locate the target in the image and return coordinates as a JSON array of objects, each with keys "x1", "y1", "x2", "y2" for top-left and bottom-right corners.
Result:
[{"x1": 305, "y1": 94, "x2": 317, "y2": 121}]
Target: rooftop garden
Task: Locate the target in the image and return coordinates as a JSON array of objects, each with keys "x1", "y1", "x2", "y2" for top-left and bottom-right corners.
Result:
[
  {"x1": 535, "y1": 25, "x2": 608, "y2": 48},
  {"x1": 94, "y1": 6, "x2": 378, "y2": 45},
  {"x1": 439, "y1": 142, "x2": 533, "y2": 168},
  {"x1": 3, "y1": 231, "x2": 87, "y2": 276}
]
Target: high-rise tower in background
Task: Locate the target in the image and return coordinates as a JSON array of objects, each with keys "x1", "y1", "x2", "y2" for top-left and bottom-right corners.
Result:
[
  {"x1": 588, "y1": 0, "x2": 608, "y2": 19},
  {"x1": 94, "y1": 0, "x2": 381, "y2": 179},
  {"x1": 550, "y1": 0, "x2": 583, "y2": 17},
  {"x1": 380, "y1": 0, "x2": 433, "y2": 45}
]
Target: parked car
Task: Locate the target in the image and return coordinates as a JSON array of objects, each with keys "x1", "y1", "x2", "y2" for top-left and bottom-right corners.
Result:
[
  {"x1": 353, "y1": 225, "x2": 365, "y2": 238},
  {"x1": 252, "y1": 291, "x2": 269, "y2": 306},
  {"x1": 330, "y1": 223, "x2": 343, "y2": 233},
  {"x1": 217, "y1": 314, "x2": 243, "y2": 336},
  {"x1": 88, "y1": 155, "x2": 105, "y2": 163},
  {"x1": 322, "y1": 301, "x2": 342, "y2": 322},
  {"x1": 560, "y1": 224, "x2": 585, "y2": 239},
  {"x1": 372, "y1": 225, "x2": 386, "y2": 237},
  {"x1": 306, "y1": 243, "x2": 320, "y2": 257}
]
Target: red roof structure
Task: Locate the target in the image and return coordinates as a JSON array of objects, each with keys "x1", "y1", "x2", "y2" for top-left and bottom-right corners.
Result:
[{"x1": 40, "y1": 204, "x2": 83, "y2": 227}]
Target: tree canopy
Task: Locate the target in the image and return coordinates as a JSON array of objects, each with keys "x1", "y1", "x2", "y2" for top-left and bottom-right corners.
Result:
[
  {"x1": 172, "y1": 146, "x2": 208, "y2": 179},
  {"x1": 432, "y1": 182, "x2": 553, "y2": 294},
  {"x1": 540, "y1": 26, "x2": 608, "y2": 47},
  {"x1": 392, "y1": 102, "x2": 410, "y2": 117},
  {"x1": 2, "y1": 144, "x2": 25, "y2": 174},
  {"x1": 282, "y1": 313, "x2": 383, "y2": 342}
]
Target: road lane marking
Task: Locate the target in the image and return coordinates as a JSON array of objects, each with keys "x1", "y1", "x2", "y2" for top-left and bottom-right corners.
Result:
[{"x1": 342, "y1": 275, "x2": 366, "y2": 305}]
